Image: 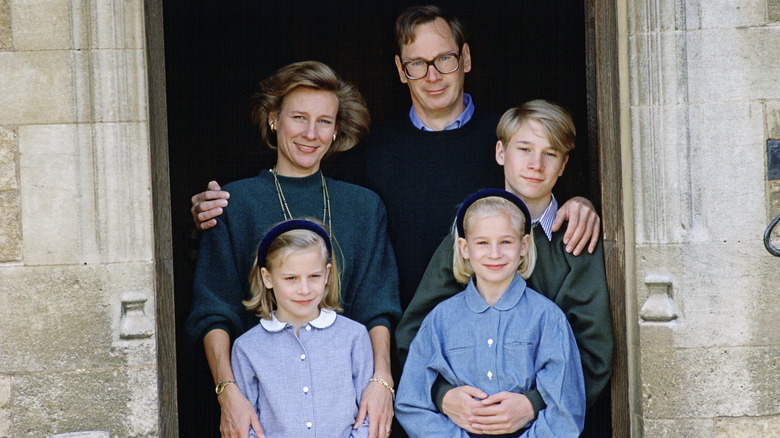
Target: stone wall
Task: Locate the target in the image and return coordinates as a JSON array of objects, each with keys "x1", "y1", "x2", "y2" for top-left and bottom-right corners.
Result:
[
  {"x1": 627, "y1": 0, "x2": 780, "y2": 435},
  {"x1": 0, "y1": 1, "x2": 159, "y2": 437}
]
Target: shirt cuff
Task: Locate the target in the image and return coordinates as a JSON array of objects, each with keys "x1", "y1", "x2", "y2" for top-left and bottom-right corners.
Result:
[
  {"x1": 522, "y1": 388, "x2": 546, "y2": 419},
  {"x1": 432, "y1": 374, "x2": 456, "y2": 413}
]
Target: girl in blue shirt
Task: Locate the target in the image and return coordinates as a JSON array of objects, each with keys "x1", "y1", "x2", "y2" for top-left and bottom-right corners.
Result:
[
  {"x1": 395, "y1": 189, "x2": 585, "y2": 437},
  {"x1": 231, "y1": 219, "x2": 375, "y2": 438}
]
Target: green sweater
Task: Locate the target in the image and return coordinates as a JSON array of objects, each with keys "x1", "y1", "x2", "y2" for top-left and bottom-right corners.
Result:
[
  {"x1": 396, "y1": 226, "x2": 613, "y2": 413},
  {"x1": 186, "y1": 170, "x2": 402, "y2": 346}
]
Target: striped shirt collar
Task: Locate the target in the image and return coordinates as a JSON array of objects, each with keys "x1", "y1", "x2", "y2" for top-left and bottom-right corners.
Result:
[
  {"x1": 532, "y1": 194, "x2": 558, "y2": 242},
  {"x1": 409, "y1": 93, "x2": 474, "y2": 131},
  {"x1": 260, "y1": 308, "x2": 337, "y2": 332}
]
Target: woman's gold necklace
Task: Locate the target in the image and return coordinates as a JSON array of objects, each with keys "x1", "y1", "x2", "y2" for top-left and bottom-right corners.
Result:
[{"x1": 271, "y1": 167, "x2": 332, "y2": 234}]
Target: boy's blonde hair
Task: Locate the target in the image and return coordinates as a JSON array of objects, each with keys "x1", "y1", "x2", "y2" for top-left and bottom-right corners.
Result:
[
  {"x1": 497, "y1": 99, "x2": 576, "y2": 155},
  {"x1": 452, "y1": 196, "x2": 537, "y2": 284},
  {"x1": 244, "y1": 227, "x2": 341, "y2": 319}
]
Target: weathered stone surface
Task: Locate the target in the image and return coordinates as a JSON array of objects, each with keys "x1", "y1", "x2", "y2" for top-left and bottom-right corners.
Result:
[
  {"x1": 18, "y1": 123, "x2": 153, "y2": 265},
  {"x1": 9, "y1": 366, "x2": 157, "y2": 438},
  {"x1": 684, "y1": 0, "x2": 767, "y2": 30},
  {"x1": 771, "y1": 0, "x2": 780, "y2": 22},
  {"x1": 0, "y1": 375, "x2": 10, "y2": 436},
  {"x1": 0, "y1": 52, "x2": 75, "y2": 125},
  {"x1": 687, "y1": 27, "x2": 780, "y2": 103},
  {"x1": 0, "y1": 126, "x2": 16, "y2": 191},
  {"x1": 50, "y1": 432, "x2": 109, "y2": 438},
  {"x1": 10, "y1": 0, "x2": 71, "y2": 50},
  {"x1": 0, "y1": 263, "x2": 155, "y2": 373},
  {"x1": 0, "y1": 0, "x2": 10, "y2": 49},
  {"x1": 644, "y1": 418, "x2": 714, "y2": 438},
  {"x1": 0, "y1": 192, "x2": 21, "y2": 262},
  {"x1": 641, "y1": 345, "x2": 780, "y2": 418},
  {"x1": 637, "y1": 242, "x2": 780, "y2": 348},
  {"x1": 714, "y1": 416, "x2": 780, "y2": 437}
]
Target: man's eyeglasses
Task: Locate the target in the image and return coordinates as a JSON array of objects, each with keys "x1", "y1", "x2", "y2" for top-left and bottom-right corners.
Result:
[{"x1": 401, "y1": 53, "x2": 461, "y2": 80}]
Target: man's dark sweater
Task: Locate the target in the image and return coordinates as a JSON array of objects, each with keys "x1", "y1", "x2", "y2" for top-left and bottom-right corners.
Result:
[{"x1": 327, "y1": 109, "x2": 503, "y2": 308}]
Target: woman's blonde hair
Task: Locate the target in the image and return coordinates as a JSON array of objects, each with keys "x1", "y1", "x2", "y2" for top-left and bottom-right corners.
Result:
[
  {"x1": 244, "y1": 226, "x2": 341, "y2": 318},
  {"x1": 452, "y1": 196, "x2": 537, "y2": 284},
  {"x1": 250, "y1": 60, "x2": 370, "y2": 157}
]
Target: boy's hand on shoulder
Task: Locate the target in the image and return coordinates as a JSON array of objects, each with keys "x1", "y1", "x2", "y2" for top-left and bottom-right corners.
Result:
[
  {"x1": 553, "y1": 196, "x2": 601, "y2": 255},
  {"x1": 441, "y1": 385, "x2": 488, "y2": 433},
  {"x1": 470, "y1": 391, "x2": 533, "y2": 434}
]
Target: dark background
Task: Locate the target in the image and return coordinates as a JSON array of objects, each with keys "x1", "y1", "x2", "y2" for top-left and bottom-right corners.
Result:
[{"x1": 163, "y1": 1, "x2": 602, "y2": 435}]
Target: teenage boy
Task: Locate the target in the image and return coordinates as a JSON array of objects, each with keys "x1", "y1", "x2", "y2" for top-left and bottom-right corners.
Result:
[{"x1": 396, "y1": 100, "x2": 613, "y2": 436}]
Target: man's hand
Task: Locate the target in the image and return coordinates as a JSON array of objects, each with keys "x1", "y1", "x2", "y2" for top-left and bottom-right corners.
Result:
[
  {"x1": 354, "y1": 378, "x2": 394, "y2": 437},
  {"x1": 191, "y1": 180, "x2": 230, "y2": 231},
  {"x1": 552, "y1": 196, "x2": 601, "y2": 255},
  {"x1": 218, "y1": 384, "x2": 264, "y2": 438},
  {"x1": 469, "y1": 391, "x2": 534, "y2": 434},
  {"x1": 440, "y1": 386, "x2": 488, "y2": 433}
]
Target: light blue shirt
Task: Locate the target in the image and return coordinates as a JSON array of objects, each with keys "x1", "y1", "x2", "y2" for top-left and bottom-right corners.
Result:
[
  {"x1": 532, "y1": 194, "x2": 559, "y2": 242},
  {"x1": 395, "y1": 274, "x2": 585, "y2": 437},
  {"x1": 232, "y1": 309, "x2": 373, "y2": 438},
  {"x1": 409, "y1": 93, "x2": 475, "y2": 131}
]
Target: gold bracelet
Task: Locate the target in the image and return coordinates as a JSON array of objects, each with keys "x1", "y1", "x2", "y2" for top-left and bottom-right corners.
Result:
[
  {"x1": 215, "y1": 380, "x2": 236, "y2": 395},
  {"x1": 369, "y1": 377, "x2": 395, "y2": 401}
]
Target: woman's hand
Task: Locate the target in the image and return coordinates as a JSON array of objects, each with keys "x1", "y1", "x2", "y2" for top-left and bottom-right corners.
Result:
[
  {"x1": 218, "y1": 383, "x2": 264, "y2": 438},
  {"x1": 354, "y1": 378, "x2": 394, "y2": 437}
]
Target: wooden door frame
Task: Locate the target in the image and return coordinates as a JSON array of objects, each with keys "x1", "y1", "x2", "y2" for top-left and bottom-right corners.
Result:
[
  {"x1": 144, "y1": 0, "x2": 629, "y2": 436},
  {"x1": 585, "y1": 0, "x2": 630, "y2": 436}
]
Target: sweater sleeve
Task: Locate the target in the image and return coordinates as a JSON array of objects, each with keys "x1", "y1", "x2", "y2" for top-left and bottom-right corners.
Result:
[
  {"x1": 556, "y1": 239, "x2": 614, "y2": 408},
  {"x1": 342, "y1": 193, "x2": 402, "y2": 331},
  {"x1": 185, "y1": 205, "x2": 250, "y2": 346},
  {"x1": 395, "y1": 234, "x2": 462, "y2": 367}
]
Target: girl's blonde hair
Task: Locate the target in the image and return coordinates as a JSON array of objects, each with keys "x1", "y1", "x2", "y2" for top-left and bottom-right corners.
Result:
[
  {"x1": 244, "y1": 226, "x2": 341, "y2": 318},
  {"x1": 452, "y1": 196, "x2": 537, "y2": 284}
]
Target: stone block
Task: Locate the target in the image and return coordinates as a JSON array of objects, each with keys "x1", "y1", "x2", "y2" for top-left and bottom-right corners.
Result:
[
  {"x1": 771, "y1": 0, "x2": 780, "y2": 22},
  {"x1": 640, "y1": 345, "x2": 780, "y2": 418},
  {"x1": 18, "y1": 123, "x2": 154, "y2": 265},
  {"x1": 643, "y1": 418, "x2": 714, "y2": 438},
  {"x1": 0, "y1": 192, "x2": 21, "y2": 262},
  {"x1": 0, "y1": 263, "x2": 155, "y2": 373},
  {"x1": 687, "y1": 28, "x2": 780, "y2": 103},
  {"x1": 90, "y1": 0, "x2": 145, "y2": 50},
  {"x1": 50, "y1": 433, "x2": 109, "y2": 438},
  {"x1": 714, "y1": 416, "x2": 780, "y2": 437},
  {"x1": 0, "y1": 0, "x2": 10, "y2": 49},
  {"x1": 684, "y1": 0, "x2": 767, "y2": 30},
  {"x1": 0, "y1": 52, "x2": 75, "y2": 125},
  {"x1": 9, "y1": 366, "x2": 157, "y2": 438},
  {"x1": 627, "y1": 0, "x2": 682, "y2": 34},
  {"x1": 767, "y1": 100, "x2": 780, "y2": 139},
  {"x1": 637, "y1": 242, "x2": 780, "y2": 348},
  {"x1": 0, "y1": 126, "x2": 16, "y2": 191},
  {"x1": 10, "y1": 0, "x2": 71, "y2": 50}
]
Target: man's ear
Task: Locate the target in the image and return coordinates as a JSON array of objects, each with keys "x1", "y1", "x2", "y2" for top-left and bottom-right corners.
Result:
[
  {"x1": 495, "y1": 140, "x2": 506, "y2": 166},
  {"x1": 461, "y1": 43, "x2": 472, "y2": 73},
  {"x1": 394, "y1": 55, "x2": 409, "y2": 84}
]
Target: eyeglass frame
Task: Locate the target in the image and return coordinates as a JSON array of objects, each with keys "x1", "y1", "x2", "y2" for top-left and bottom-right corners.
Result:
[{"x1": 400, "y1": 52, "x2": 462, "y2": 80}]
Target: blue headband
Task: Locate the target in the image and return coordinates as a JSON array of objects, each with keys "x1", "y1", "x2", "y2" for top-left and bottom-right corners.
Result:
[
  {"x1": 455, "y1": 189, "x2": 532, "y2": 238},
  {"x1": 257, "y1": 219, "x2": 332, "y2": 267}
]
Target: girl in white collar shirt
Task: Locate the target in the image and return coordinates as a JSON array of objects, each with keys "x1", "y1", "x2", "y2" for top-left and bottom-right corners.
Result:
[
  {"x1": 395, "y1": 190, "x2": 585, "y2": 437},
  {"x1": 231, "y1": 219, "x2": 375, "y2": 438}
]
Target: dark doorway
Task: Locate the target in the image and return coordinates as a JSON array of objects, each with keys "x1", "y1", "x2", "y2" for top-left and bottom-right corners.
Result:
[{"x1": 162, "y1": 1, "x2": 606, "y2": 436}]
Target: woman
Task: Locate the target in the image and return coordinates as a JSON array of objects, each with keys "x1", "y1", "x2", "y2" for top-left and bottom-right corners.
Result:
[{"x1": 186, "y1": 61, "x2": 402, "y2": 438}]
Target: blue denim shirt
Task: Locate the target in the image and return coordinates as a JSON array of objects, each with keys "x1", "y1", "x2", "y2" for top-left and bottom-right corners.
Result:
[
  {"x1": 232, "y1": 310, "x2": 373, "y2": 438},
  {"x1": 395, "y1": 275, "x2": 585, "y2": 437}
]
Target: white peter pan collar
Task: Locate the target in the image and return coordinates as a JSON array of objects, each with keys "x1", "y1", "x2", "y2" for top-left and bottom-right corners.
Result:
[{"x1": 260, "y1": 308, "x2": 337, "y2": 332}]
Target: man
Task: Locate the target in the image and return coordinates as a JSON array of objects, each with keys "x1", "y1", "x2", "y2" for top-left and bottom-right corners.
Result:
[{"x1": 396, "y1": 100, "x2": 612, "y2": 436}]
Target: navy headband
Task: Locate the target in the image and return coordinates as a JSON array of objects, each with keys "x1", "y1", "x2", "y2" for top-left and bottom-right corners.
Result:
[
  {"x1": 455, "y1": 189, "x2": 532, "y2": 238},
  {"x1": 257, "y1": 219, "x2": 332, "y2": 268}
]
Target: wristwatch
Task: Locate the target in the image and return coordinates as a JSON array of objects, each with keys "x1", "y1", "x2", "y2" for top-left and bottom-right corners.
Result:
[{"x1": 215, "y1": 380, "x2": 236, "y2": 395}]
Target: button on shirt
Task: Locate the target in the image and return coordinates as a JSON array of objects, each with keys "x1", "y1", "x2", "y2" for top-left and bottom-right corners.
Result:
[
  {"x1": 231, "y1": 309, "x2": 373, "y2": 438},
  {"x1": 395, "y1": 274, "x2": 585, "y2": 437}
]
